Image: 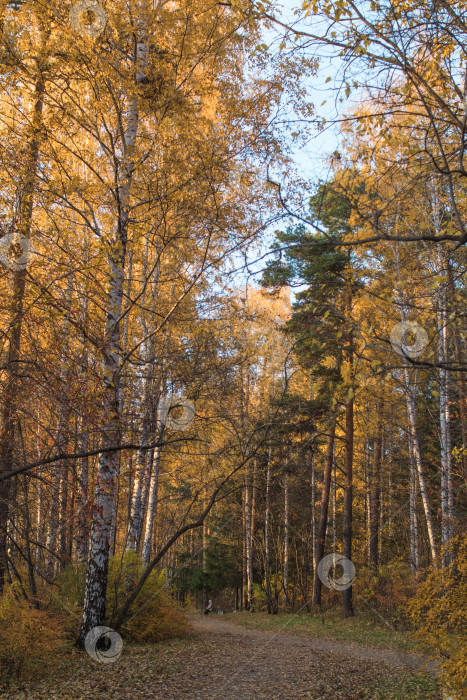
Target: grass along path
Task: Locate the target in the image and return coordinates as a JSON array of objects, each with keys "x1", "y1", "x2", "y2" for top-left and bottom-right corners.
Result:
[{"x1": 221, "y1": 610, "x2": 418, "y2": 651}]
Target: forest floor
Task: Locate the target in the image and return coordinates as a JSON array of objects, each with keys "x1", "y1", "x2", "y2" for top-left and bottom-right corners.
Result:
[{"x1": 0, "y1": 614, "x2": 441, "y2": 699}]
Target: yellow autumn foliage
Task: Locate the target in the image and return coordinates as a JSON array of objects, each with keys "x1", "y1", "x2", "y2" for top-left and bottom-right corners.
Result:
[
  {"x1": 107, "y1": 553, "x2": 192, "y2": 643},
  {"x1": 0, "y1": 589, "x2": 65, "y2": 682},
  {"x1": 406, "y1": 534, "x2": 467, "y2": 699}
]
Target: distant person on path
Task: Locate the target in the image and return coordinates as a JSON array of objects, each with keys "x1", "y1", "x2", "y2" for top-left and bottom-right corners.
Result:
[{"x1": 204, "y1": 600, "x2": 212, "y2": 615}]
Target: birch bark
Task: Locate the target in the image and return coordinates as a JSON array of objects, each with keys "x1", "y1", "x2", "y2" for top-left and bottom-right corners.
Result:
[
  {"x1": 436, "y1": 249, "x2": 454, "y2": 565},
  {"x1": 141, "y1": 439, "x2": 162, "y2": 564},
  {"x1": 408, "y1": 431, "x2": 420, "y2": 574},
  {"x1": 393, "y1": 242, "x2": 438, "y2": 564},
  {"x1": 77, "y1": 33, "x2": 148, "y2": 645}
]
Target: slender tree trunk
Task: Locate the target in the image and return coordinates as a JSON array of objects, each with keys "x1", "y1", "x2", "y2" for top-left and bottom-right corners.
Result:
[
  {"x1": 310, "y1": 446, "x2": 316, "y2": 572},
  {"x1": 242, "y1": 484, "x2": 248, "y2": 610},
  {"x1": 0, "y1": 65, "x2": 46, "y2": 593},
  {"x1": 332, "y1": 443, "x2": 337, "y2": 554},
  {"x1": 283, "y1": 470, "x2": 289, "y2": 609},
  {"x1": 404, "y1": 367, "x2": 438, "y2": 563},
  {"x1": 369, "y1": 406, "x2": 383, "y2": 567},
  {"x1": 22, "y1": 478, "x2": 38, "y2": 608},
  {"x1": 202, "y1": 506, "x2": 208, "y2": 610},
  {"x1": 431, "y1": 181, "x2": 454, "y2": 563},
  {"x1": 342, "y1": 267, "x2": 355, "y2": 617},
  {"x1": 244, "y1": 469, "x2": 253, "y2": 610},
  {"x1": 364, "y1": 437, "x2": 371, "y2": 565},
  {"x1": 387, "y1": 442, "x2": 393, "y2": 539},
  {"x1": 312, "y1": 418, "x2": 336, "y2": 608},
  {"x1": 45, "y1": 382, "x2": 70, "y2": 577},
  {"x1": 141, "y1": 441, "x2": 162, "y2": 565},
  {"x1": 408, "y1": 432, "x2": 419, "y2": 575},
  {"x1": 58, "y1": 461, "x2": 69, "y2": 569},
  {"x1": 126, "y1": 402, "x2": 152, "y2": 552},
  {"x1": 378, "y1": 434, "x2": 384, "y2": 562},
  {"x1": 77, "y1": 35, "x2": 148, "y2": 646},
  {"x1": 447, "y1": 260, "x2": 467, "y2": 481},
  {"x1": 75, "y1": 418, "x2": 90, "y2": 563},
  {"x1": 35, "y1": 469, "x2": 44, "y2": 564},
  {"x1": 437, "y1": 250, "x2": 454, "y2": 566},
  {"x1": 394, "y1": 240, "x2": 438, "y2": 564},
  {"x1": 265, "y1": 444, "x2": 272, "y2": 612},
  {"x1": 46, "y1": 272, "x2": 74, "y2": 576},
  {"x1": 74, "y1": 272, "x2": 90, "y2": 563},
  {"x1": 126, "y1": 245, "x2": 160, "y2": 553},
  {"x1": 342, "y1": 392, "x2": 354, "y2": 617},
  {"x1": 251, "y1": 458, "x2": 257, "y2": 590}
]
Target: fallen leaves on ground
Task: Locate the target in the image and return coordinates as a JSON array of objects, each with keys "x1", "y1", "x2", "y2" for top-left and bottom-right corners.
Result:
[{"x1": 0, "y1": 616, "x2": 441, "y2": 699}]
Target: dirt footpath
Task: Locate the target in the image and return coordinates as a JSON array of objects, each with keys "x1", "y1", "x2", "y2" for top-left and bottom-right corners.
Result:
[{"x1": 153, "y1": 615, "x2": 433, "y2": 700}]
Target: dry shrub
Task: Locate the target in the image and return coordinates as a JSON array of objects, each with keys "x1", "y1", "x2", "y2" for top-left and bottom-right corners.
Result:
[
  {"x1": 49, "y1": 562, "x2": 86, "y2": 639},
  {"x1": 0, "y1": 590, "x2": 65, "y2": 681},
  {"x1": 107, "y1": 552, "x2": 192, "y2": 643},
  {"x1": 126, "y1": 592, "x2": 191, "y2": 643},
  {"x1": 406, "y1": 534, "x2": 467, "y2": 700},
  {"x1": 356, "y1": 560, "x2": 416, "y2": 626}
]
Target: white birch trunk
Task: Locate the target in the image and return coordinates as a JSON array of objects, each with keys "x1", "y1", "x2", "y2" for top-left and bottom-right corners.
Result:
[
  {"x1": 141, "y1": 441, "x2": 162, "y2": 565},
  {"x1": 437, "y1": 249, "x2": 454, "y2": 566},
  {"x1": 393, "y1": 241, "x2": 438, "y2": 564},
  {"x1": 378, "y1": 434, "x2": 384, "y2": 562},
  {"x1": 365, "y1": 438, "x2": 371, "y2": 565},
  {"x1": 405, "y1": 368, "x2": 438, "y2": 563},
  {"x1": 46, "y1": 277, "x2": 73, "y2": 575},
  {"x1": 78, "y1": 34, "x2": 148, "y2": 645},
  {"x1": 35, "y1": 470, "x2": 44, "y2": 564},
  {"x1": 126, "y1": 397, "x2": 152, "y2": 552},
  {"x1": 127, "y1": 244, "x2": 161, "y2": 553},
  {"x1": 408, "y1": 431, "x2": 419, "y2": 574},
  {"x1": 75, "y1": 421, "x2": 90, "y2": 563},
  {"x1": 74, "y1": 240, "x2": 91, "y2": 563}
]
